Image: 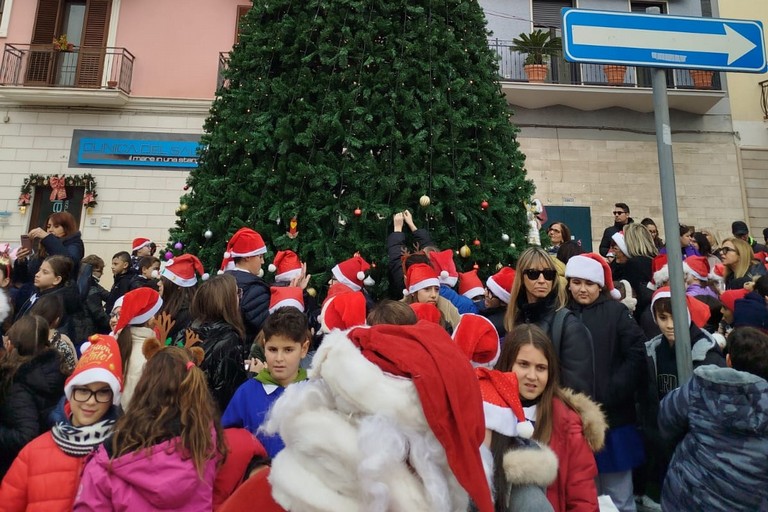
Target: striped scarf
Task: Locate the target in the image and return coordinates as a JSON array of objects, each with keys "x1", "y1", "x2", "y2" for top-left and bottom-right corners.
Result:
[{"x1": 51, "y1": 418, "x2": 116, "y2": 457}]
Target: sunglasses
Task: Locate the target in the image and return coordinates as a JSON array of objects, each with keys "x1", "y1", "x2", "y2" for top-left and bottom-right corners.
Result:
[
  {"x1": 523, "y1": 268, "x2": 557, "y2": 281},
  {"x1": 612, "y1": 211, "x2": 626, "y2": 216}
]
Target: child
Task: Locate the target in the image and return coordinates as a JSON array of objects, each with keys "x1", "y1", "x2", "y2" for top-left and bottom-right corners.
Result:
[
  {"x1": 429, "y1": 249, "x2": 478, "y2": 314},
  {"x1": 458, "y1": 269, "x2": 486, "y2": 309},
  {"x1": 400, "y1": 254, "x2": 460, "y2": 327},
  {"x1": 130, "y1": 237, "x2": 154, "y2": 272},
  {"x1": 659, "y1": 327, "x2": 768, "y2": 511},
  {"x1": 719, "y1": 288, "x2": 748, "y2": 338},
  {"x1": 80, "y1": 254, "x2": 111, "y2": 335},
  {"x1": 683, "y1": 255, "x2": 718, "y2": 299},
  {"x1": 496, "y1": 324, "x2": 606, "y2": 512},
  {"x1": 221, "y1": 306, "x2": 309, "y2": 457},
  {"x1": 403, "y1": 263, "x2": 440, "y2": 306},
  {"x1": 366, "y1": 299, "x2": 417, "y2": 326},
  {"x1": 483, "y1": 266, "x2": 516, "y2": 340},
  {"x1": 29, "y1": 294, "x2": 78, "y2": 373},
  {"x1": 73, "y1": 344, "x2": 226, "y2": 511},
  {"x1": 132, "y1": 256, "x2": 160, "y2": 291},
  {"x1": 189, "y1": 274, "x2": 248, "y2": 412},
  {"x1": 0, "y1": 334, "x2": 122, "y2": 511},
  {"x1": 104, "y1": 251, "x2": 136, "y2": 315},
  {"x1": 158, "y1": 254, "x2": 206, "y2": 345},
  {"x1": 15, "y1": 255, "x2": 73, "y2": 320}
]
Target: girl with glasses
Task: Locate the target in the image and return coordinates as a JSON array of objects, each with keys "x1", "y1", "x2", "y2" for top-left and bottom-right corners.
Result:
[
  {"x1": 503, "y1": 247, "x2": 595, "y2": 397},
  {"x1": 0, "y1": 334, "x2": 122, "y2": 510}
]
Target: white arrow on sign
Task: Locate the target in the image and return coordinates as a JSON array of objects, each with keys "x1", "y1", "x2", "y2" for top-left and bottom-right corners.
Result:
[{"x1": 572, "y1": 24, "x2": 756, "y2": 65}]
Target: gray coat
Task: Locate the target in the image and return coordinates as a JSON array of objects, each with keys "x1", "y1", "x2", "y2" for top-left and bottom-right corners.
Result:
[{"x1": 659, "y1": 365, "x2": 768, "y2": 512}]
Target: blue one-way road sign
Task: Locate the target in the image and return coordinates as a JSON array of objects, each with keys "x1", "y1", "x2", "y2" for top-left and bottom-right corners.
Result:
[{"x1": 562, "y1": 8, "x2": 767, "y2": 73}]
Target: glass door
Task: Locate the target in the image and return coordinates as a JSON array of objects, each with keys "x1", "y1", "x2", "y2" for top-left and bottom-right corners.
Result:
[{"x1": 55, "y1": 1, "x2": 86, "y2": 86}]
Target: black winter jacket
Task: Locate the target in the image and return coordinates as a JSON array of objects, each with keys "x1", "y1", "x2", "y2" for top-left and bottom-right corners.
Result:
[
  {"x1": 515, "y1": 293, "x2": 595, "y2": 397},
  {"x1": 568, "y1": 294, "x2": 646, "y2": 427},
  {"x1": 386, "y1": 228, "x2": 434, "y2": 299},
  {"x1": 191, "y1": 321, "x2": 248, "y2": 414},
  {"x1": 227, "y1": 269, "x2": 270, "y2": 345},
  {"x1": 599, "y1": 218, "x2": 634, "y2": 257},
  {"x1": 0, "y1": 349, "x2": 66, "y2": 479},
  {"x1": 104, "y1": 270, "x2": 138, "y2": 315},
  {"x1": 81, "y1": 276, "x2": 111, "y2": 336}
]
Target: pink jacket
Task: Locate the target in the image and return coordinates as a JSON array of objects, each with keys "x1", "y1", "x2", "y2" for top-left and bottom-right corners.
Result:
[{"x1": 73, "y1": 437, "x2": 218, "y2": 512}]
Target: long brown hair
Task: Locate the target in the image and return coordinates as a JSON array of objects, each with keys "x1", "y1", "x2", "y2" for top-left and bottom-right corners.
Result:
[
  {"x1": 38, "y1": 212, "x2": 78, "y2": 259},
  {"x1": 495, "y1": 324, "x2": 560, "y2": 444},
  {"x1": 190, "y1": 274, "x2": 245, "y2": 340},
  {"x1": 0, "y1": 315, "x2": 51, "y2": 399},
  {"x1": 504, "y1": 247, "x2": 566, "y2": 333},
  {"x1": 111, "y1": 346, "x2": 226, "y2": 476},
  {"x1": 160, "y1": 276, "x2": 197, "y2": 320}
]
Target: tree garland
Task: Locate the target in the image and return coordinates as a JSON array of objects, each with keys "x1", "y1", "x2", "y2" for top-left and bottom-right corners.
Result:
[{"x1": 18, "y1": 174, "x2": 98, "y2": 208}]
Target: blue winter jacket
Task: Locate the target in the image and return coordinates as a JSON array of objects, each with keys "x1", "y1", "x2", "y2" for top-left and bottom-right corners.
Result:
[{"x1": 659, "y1": 365, "x2": 768, "y2": 512}]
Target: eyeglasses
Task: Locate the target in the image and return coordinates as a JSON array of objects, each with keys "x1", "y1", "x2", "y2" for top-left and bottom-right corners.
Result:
[
  {"x1": 523, "y1": 269, "x2": 557, "y2": 281},
  {"x1": 72, "y1": 387, "x2": 113, "y2": 403},
  {"x1": 548, "y1": 227, "x2": 561, "y2": 233},
  {"x1": 612, "y1": 211, "x2": 626, "y2": 216},
  {"x1": 720, "y1": 247, "x2": 735, "y2": 255}
]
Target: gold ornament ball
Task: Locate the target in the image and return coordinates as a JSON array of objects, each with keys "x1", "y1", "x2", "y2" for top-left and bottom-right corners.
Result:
[
  {"x1": 459, "y1": 244, "x2": 471, "y2": 258},
  {"x1": 179, "y1": 204, "x2": 188, "y2": 211},
  {"x1": 306, "y1": 287, "x2": 317, "y2": 297},
  {"x1": 419, "y1": 195, "x2": 431, "y2": 207}
]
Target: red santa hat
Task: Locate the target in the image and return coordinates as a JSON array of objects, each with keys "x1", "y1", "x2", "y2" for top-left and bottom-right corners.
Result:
[
  {"x1": 409, "y1": 302, "x2": 442, "y2": 324},
  {"x1": 268, "y1": 250, "x2": 303, "y2": 283},
  {"x1": 611, "y1": 231, "x2": 628, "y2": 256},
  {"x1": 721, "y1": 288, "x2": 749, "y2": 312},
  {"x1": 429, "y1": 249, "x2": 458, "y2": 287},
  {"x1": 458, "y1": 270, "x2": 485, "y2": 299},
  {"x1": 650, "y1": 286, "x2": 710, "y2": 328},
  {"x1": 320, "y1": 284, "x2": 367, "y2": 332},
  {"x1": 683, "y1": 255, "x2": 710, "y2": 282},
  {"x1": 64, "y1": 334, "x2": 123, "y2": 405},
  {"x1": 220, "y1": 227, "x2": 267, "y2": 272},
  {"x1": 131, "y1": 237, "x2": 152, "y2": 253},
  {"x1": 565, "y1": 253, "x2": 621, "y2": 299},
  {"x1": 649, "y1": 254, "x2": 670, "y2": 290},
  {"x1": 113, "y1": 287, "x2": 163, "y2": 334},
  {"x1": 161, "y1": 254, "x2": 209, "y2": 287},
  {"x1": 486, "y1": 267, "x2": 515, "y2": 304},
  {"x1": 475, "y1": 367, "x2": 534, "y2": 439},
  {"x1": 452, "y1": 314, "x2": 500, "y2": 368},
  {"x1": 331, "y1": 255, "x2": 372, "y2": 292},
  {"x1": 341, "y1": 322, "x2": 495, "y2": 512},
  {"x1": 269, "y1": 287, "x2": 305, "y2": 314},
  {"x1": 405, "y1": 263, "x2": 440, "y2": 296}
]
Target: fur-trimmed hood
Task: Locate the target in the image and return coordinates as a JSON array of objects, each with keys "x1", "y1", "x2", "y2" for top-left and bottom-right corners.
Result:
[
  {"x1": 559, "y1": 388, "x2": 607, "y2": 452},
  {"x1": 503, "y1": 442, "x2": 559, "y2": 487}
]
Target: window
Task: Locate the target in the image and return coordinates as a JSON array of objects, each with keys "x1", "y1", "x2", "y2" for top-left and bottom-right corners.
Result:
[
  {"x1": 630, "y1": 2, "x2": 667, "y2": 14},
  {"x1": 0, "y1": 0, "x2": 13, "y2": 38},
  {"x1": 532, "y1": 0, "x2": 572, "y2": 30}
]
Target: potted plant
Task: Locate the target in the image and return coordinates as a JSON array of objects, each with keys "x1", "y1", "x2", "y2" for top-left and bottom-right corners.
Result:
[
  {"x1": 510, "y1": 29, "x2": 562, "y2": 83},
  {"x1": 603, "y1": 65, "x2": 627, "y2": 86},
  {"x1": 52, "y1": 34, "x2": 74, "y2": 52},
  {"x1": 689, "y1": 69, "x2": 714, "y2": 89}
]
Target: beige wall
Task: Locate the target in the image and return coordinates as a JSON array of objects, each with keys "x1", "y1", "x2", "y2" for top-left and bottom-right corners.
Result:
[{"x1": 742, "y1": 148, "x2": 768, "y2": 235}]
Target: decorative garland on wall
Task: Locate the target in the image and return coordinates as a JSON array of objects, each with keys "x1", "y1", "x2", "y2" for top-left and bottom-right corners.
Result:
[{"x1": 18, "y1": 174, "x2": 98, "y2": 208}]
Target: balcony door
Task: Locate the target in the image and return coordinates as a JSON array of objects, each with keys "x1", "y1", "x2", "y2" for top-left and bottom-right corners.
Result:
[{"x1": 56, "y1": 1, "x2": 85, "y2": 85}]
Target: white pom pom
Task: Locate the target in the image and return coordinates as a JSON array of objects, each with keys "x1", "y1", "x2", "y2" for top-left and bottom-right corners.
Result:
[
  {"x1": 364, "y1": 276, "x2": 375, "y2": 286},
  {"x1": 610, "y1": 288, "x2": 622, "y2": 300},
  {"x1": 268, "y1": 264, "x2": 277, "y2": 273},
  {"x1": 258, "y1": 268, "x2": 264, "y2": 278},
  {"x1": 357, "y1": 271, "x2": 365, "y2": 280},
  {"x1": 202, "y1": 273, "x2": 210, "y2": 281},
  {"x1": 517, "y1": 420, "x2": 535, "y2": 439},
  {"x1": 217, "y1": 269, "x2": 224, "y2": 275},
  {"x1": 223, "y1": 251, "x2": 231, "y2": 259},
  {"x1": 166, "y1": 259, "x2": 174, "y2": 266},
  {"x1": 403, "y1": 289, "x2": 409, "y2": 298},
  {"x1": 150, "y1": 270, "x2": 160, "y2": 279},
  {"x1": 440, "y1": 270, "x2": 449, "y2": 279}
]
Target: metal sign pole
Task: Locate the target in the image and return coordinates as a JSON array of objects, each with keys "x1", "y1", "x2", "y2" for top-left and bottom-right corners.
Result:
[{"x1": 651, "y1": 68, "x2": 693, "y2": 384}]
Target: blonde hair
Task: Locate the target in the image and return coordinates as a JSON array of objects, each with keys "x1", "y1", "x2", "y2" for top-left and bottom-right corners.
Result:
[
  {"x1": 624, "y1": 223, "x2": 658, "y2": 258},
  {"x1": 722, "y1": 237, "x2": 753, "y2": 280},
  {"x1": 504, "y1": 247, "x2": 566, "y2": 332}
]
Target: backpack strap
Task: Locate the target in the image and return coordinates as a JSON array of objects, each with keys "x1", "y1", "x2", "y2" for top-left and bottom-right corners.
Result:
[{"x1": 550, "y1": 307, "x2": 571, "y2": 356}]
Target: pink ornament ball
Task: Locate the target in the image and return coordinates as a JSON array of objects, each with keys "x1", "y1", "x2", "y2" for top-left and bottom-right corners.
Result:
[{"x1": 174, "y1": 242, "x2": 183, "y2": 250}]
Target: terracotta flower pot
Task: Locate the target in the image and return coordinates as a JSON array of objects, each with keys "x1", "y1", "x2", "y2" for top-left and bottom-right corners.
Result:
[
  {"x1": 603, "y1": 65, "x2": 627, "y2": 86},
  {"x1": 107, "y1": 80, "x2": 118, "y2": 89},
  {"x1": 689, "y1": 70, "x2": 713, "y2": 89},
  {"x1": 524, "y1": 64, "x2": 548, "y2": 83}
]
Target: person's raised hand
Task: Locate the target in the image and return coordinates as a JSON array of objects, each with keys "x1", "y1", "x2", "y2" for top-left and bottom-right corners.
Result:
[
  {"x1": 393, "y1": 212, "x2": 405, "y2": 232},
  {"x1": 403, "y1": 210, "x2": 417, "y2": 231},
  {"x1": 28, "y1": 228, "x2": 47, "y2": 240}
]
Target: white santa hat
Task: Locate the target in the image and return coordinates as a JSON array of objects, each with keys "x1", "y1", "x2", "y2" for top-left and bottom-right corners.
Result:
[
  {"x1": 565, "y1": 253, "x2": 621, "y2": 299},
  {"x1": 611, "y1": 231, "x2": 628, "y2": 256}
]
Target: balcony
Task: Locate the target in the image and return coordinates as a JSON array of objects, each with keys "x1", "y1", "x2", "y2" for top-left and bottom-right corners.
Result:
[
  {"x1": 0, "y1": 44, "x2": 135, "y2": 107},
  {"x1": 489, "y1": 39, "x2": 726, "y2": 115}
]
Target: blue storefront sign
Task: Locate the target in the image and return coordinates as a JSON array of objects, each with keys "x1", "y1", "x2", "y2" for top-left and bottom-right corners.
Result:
[{"x1": 70, "y1": 130, "x2": 203, "y2": 169}]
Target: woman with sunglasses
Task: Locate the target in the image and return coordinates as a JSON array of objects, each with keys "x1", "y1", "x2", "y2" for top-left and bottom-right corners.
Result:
[
  {"x1": 0, "y1": 335, "x2": 121, "y2": 511},
  {"x1": 504, "y1": 247, "x2": 595, "y2": 397},
  {"x1": 720, "y1": 237, "x2": 767, "y2": 290}
]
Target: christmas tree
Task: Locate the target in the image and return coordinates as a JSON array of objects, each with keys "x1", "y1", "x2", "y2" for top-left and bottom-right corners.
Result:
[{"x1": 169, "y1": 0, "x2": 535, "y2": 295}]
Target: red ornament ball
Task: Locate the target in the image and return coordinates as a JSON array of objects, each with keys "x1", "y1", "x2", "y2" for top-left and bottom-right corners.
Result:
[
  {"x1": 473, "y1": 239, "x2": 481, "y2": 246},
  {"x1": 481, "y1": 200, "x2": 489, "y2": 210},
  {"x1": 183, "y1": 185, "x2": 190, "y2": 191},
  {"x1": 473, "y1": 263, "x2": 479, "y2": 270},
  {"x1": 354, "y1": 208, "x2": 362, "y2": 216}
]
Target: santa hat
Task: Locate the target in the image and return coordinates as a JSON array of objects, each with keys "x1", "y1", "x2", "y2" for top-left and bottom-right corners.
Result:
[
  {"x1": 161, "y1": 254, "x2": 209, "y2": 287},
  {"x1": 611, "y1": 231, "x2": 628, "y2": 256},
  {"x1": 565, "y1": 253, "x2": 621, "y2": 299},
  {"x1": 64, "y1": 334, "x2": 123, "y2": 405},
  {"x1": 113, "y1": 287, "x2": 163, "y2": 334},
  {"x1": 268, "y1": 250, "x2": 303, "y2": 283},
  {"x1": 754, "y1": 251, "x2": 768, "y2": 264},
  {"x1": 452, "y1": 314, "x2": 501, "y2": 368},
  {"x1": 721, "y1": 288, "x2": 749, "y2": 312},
  {"x1": 324, "y1": 322, "x2": 495, "y2": 512},
  {"x1": 458, "y1": 270, "x2": 485, "y2": 299},
  {"x1": 331, "y1": 255, "x2": 372, "y2": 292},
  {"x1": 618, "y1": 279, "x2": 637, "y2": 312},
  {"x1": 220, "y1": 227, "x2": 267, "y2": 272},
  {"x1": 320, "y1": 284, "x2": 367, "y2": 332},
  {"x1": 131, "y1": 237, "x2": 152, "y2": 253},
  {"x1": 409, "y1": 302, "x2": 442, "y2": 324},
  {"x1": 405, "y1": 263, "x2": 440, "y2": 296},
  {"x1": 486, "y1": 267, "x2": 515, "y2": 304},
  {"x1": 649, "y1": 254, "x2": 670, "y2": 290},
  {"x1": 269, "y1": 287, "x2": 305, "y2": 314},
  {"x1": 429, "y1": 249, "x2": 458, "y2": 287},
  {"x1": 650, "y1": 286, "x2": 710, "y2": 328},
  {"x1": 475, "y1": 367, "x2": 534, "y2": 439},
  {"x1": 683, "y1": 255, "x2": 710, "y2": 282}
]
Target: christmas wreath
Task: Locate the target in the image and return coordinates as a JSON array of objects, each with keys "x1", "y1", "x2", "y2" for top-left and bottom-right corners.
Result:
[{"x1": 18, "y1": 174, "x2": 98, "y2": 208}]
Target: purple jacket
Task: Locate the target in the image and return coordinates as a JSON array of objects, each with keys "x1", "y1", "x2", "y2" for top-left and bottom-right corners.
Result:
[{"x1": 73, "y1": 436, "x2": 218, "y2": 512}]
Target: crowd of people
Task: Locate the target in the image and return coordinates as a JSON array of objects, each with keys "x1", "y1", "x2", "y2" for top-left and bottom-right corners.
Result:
[{"x1": 0, "y1": 205, "x2": 765, "y2": 512}]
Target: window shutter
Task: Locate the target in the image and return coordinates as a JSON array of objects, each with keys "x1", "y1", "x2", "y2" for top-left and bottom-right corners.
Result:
[
  {"x1": 76, "y1": 0, "x2": 111, "y2": 87},
  {"x1": 532, "y1": 0, "x2": 572, "y2": 30},
  {"x1": 26, "y1": 0, "x2": 61, "y2": 84}
]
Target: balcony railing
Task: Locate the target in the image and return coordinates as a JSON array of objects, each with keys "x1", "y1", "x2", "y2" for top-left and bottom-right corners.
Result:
[
  {"x1": 0, "y1": 44, "x2": 135, "y2": 93},
  {"x1": 489, "y1": 38, "x2": 722, "y2": 90},
  {"x1": 217, "y1": 52, "x2": 230, "y2": 90}
]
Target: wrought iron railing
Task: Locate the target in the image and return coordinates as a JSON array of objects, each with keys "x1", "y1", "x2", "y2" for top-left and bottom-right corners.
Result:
[
  {"x1": 488, "y1": 38, "x2": 722, "y2": 90},
  {"x1": 0, "y1": 44, "x2": 135, "y2": 93},
  {"x1": 217, "y1": 52, "x2": 230, "y2": 90}
]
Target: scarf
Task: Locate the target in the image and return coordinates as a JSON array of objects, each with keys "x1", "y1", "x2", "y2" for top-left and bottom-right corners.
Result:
[
  {"x1": 255, "y1": 367, "x2": 307, "y2": 386},
  {"x1": 51, "y1": 417, "x2": 117, "y2": 456}
]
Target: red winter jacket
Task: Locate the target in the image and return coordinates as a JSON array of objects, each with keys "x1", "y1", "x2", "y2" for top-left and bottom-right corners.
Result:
[
  {"x1": 546, "y1": 390, "x2": 606, "y2": 512},
  {"x1": 219, "y1": 467, "x2": 287, "y2": 512},
  {"x1": 213, "y1": 428, "x2": 268, "y2": 511},
  {"x1": 0, "y1": 432, "x2": 85, "y2": 512}
]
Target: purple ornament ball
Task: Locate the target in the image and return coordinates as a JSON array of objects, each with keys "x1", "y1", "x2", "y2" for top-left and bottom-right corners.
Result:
[
  {"x1": 165, "y1": 251, "x2": 174, "y2": 260},
  {"x1": 174, "y1": 242, "x2": 183, "y2": 250}
]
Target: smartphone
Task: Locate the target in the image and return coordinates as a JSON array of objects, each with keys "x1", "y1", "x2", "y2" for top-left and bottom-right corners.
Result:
[{"x1": 20, "y1": 235, "x2": 33, "y2": 251}]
